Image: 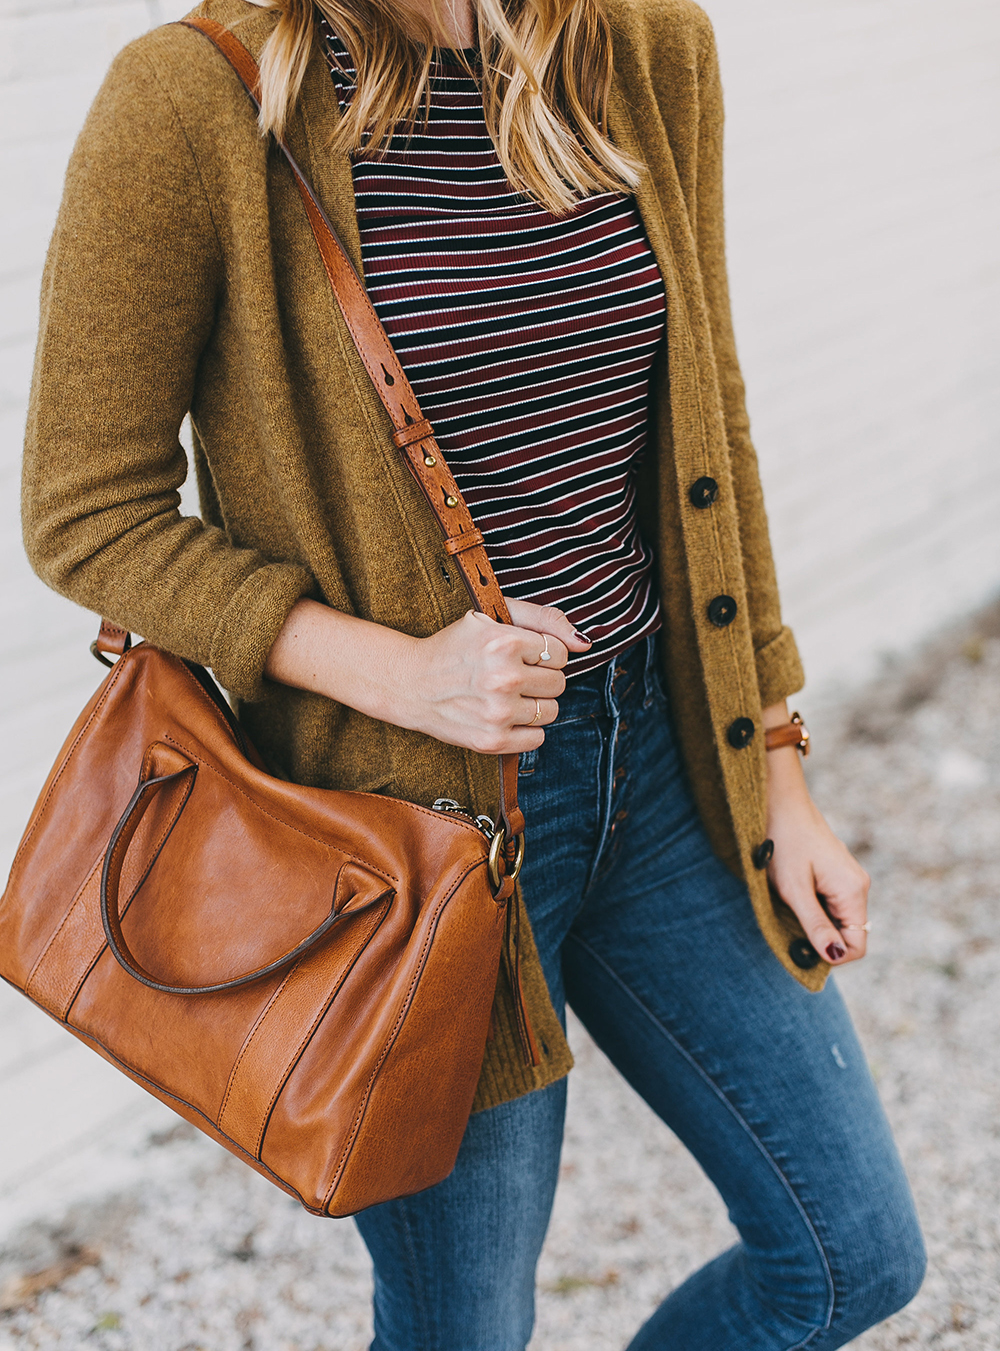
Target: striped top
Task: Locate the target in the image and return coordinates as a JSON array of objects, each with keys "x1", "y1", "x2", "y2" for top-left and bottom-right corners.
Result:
[{"x1": 323, "y1": 26, "x2": 666, "y2": 674}]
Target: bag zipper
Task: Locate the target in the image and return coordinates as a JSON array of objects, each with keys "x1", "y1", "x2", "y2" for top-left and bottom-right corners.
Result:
[{"x1": 432, "y1": 798, "x2": 495, "y2": 838}]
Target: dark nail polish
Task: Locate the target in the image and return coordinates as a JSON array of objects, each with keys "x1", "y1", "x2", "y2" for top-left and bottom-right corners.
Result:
[
  {"x1": 574, "y1": 630, "x2": 592, "y2": 645},
  {"x1": 826, "y1": 942, "x2": 846, "y2": 962}
]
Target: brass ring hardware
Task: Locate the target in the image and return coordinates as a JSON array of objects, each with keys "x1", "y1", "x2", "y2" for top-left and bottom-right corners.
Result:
[
  {"x1": 488, "y1": 828, "x2": 525, "y2": 895},
  {"x1": 90, "y1": 641, "x2": 116, "y2": 668}
]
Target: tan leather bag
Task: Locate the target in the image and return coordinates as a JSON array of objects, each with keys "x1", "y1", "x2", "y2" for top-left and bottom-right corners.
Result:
[{"x1": 0, "y1": 18, "x2": 535, "y2": 1219}]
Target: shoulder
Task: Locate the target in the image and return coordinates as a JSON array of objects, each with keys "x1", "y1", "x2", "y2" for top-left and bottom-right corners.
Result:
[
  {"x1": 604, "y1": 0, "x2": 716, "y2": 75},
  {"x1": 93, "y1": 0, "x2": 277, "y2": 119},
  {"x1": 76, "y1": 0, "x2": 278, "y2": 181}
]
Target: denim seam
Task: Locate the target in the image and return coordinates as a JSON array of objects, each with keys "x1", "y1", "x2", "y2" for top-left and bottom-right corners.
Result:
[
  {"x1": 582, "y1": 710, "x2": 620, "y2": 895},
  {"x1": 394, "y1": 1198, "x2": 434, "y2": 1351},
  {"x1": 566, "y1": 933, "x2": 836, "y2": 1347}
]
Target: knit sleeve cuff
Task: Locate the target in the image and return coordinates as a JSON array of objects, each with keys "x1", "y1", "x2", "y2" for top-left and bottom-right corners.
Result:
[
  {"x1": 208, "y1": 563, "x2": 315, "y2": 703},
  {"x1": 754, "y1": 625, "x2": 805, "y2": 710}
]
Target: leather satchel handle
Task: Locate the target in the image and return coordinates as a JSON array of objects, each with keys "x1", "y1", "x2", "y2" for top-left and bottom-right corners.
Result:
[
  {"x1": 179, "y1": 16, "x2": 525, "y2": 874},
  {"x1": 100, "y1": 750, "x2": 389, "y2": 994}
]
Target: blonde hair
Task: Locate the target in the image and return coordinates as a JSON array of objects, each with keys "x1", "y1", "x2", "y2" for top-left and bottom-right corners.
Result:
[{"x1": 254, "y1": 0, "x2": 642, "y2": 215}]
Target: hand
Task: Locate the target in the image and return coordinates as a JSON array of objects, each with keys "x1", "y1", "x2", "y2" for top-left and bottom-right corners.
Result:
[
  {"x1": 396, "y1": 601, "x2": 591, "y2": 754},
  {"x1": 263, "y1": 597, "x2": 592, "y2": 756},
  {"x1": 763, "y1": 706, "x2": 870, "y2": 967}
]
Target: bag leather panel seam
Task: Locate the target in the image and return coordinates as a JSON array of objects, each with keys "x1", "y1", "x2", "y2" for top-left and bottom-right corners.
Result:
[
  {"x1": 322, "y1": 856, "x2": 487, "y2": 1209},
  {"x1": 250, "y1": 896, "x2": 392, "y2": 1157},
  {"x1": 161, "y1": 734, "x2": 400, "y2": 887},
  {"x1": 23, "y1": 855, "x2": 103, "y2": 1008},
  {"x1": 2, "y1": 661, "x2": 128, "y2": 904},
  {"x1": 26, "y1": 755, "x2": 192, "y2": 1016},
  {"x1": 216, "y1": 876, "x2": 390, "y2": 1141}
]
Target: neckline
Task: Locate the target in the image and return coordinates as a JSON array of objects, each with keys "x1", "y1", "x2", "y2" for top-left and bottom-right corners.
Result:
[{"x1": 435, "y1": 44, "x2": 480, "y2": 60}]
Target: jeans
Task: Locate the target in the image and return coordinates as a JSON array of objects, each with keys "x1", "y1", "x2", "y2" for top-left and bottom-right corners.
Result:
[{"x1": 355, "y1": 637, "x2": 925, "y2": 1349}]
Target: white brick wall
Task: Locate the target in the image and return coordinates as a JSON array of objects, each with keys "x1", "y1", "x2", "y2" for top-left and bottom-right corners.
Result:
[
  {"x1": 711, "y1": 0, "x2": 1000, "y2": 697},
  {"x1": 0, "y1": 0, "x2": 997, "y2": 1223}
]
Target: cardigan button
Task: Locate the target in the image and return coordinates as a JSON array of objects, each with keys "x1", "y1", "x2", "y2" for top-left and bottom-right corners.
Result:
[
  {"x1": 727, "y1": 717, "x2": 755, "y2": 749},
  {"x1": 708, "y1": 594, "x2": 737, "y2": 627},
  {"x1": 752, "y1": 838, "x2": 774, "y2": 869},
  {"x1": 789, "y1": 937, "x2": 821, "y2": 969},
  {"x1": 689, "y1": 476, "x2": 719, "y2": 508}
]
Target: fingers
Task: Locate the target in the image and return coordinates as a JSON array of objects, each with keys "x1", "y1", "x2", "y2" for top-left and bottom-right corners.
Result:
[
  {"x1": 469, "y1": 609, "x2": 570, "y2": 673},
  {"x1": 834, "y1": 921, "x2": 868, "y2": 962},
  {"x1": 503, "y1": 599, "x2": 593, "y2": 656},
  {"x1": 446, "y1": 609, "x2": 583, "y2": 754},
  {"x1": 781, "y1": 882, "x2": 854, "y2": 965},
  {"x1": 516, "y1": 695, "x2": 559, "y2": 729},
  {"x1": 771, "y1": 868, "x2": 869, "y2": 967},
  {"x1": 823, "y1": 871, "x2": 871, "y2": 962},
  {"x1": 764, "y1": 802, "x2": 871, "y2": 968}
]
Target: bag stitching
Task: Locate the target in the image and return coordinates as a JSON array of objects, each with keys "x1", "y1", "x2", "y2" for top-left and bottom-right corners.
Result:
[
  {"x1": 25, "y1": 745, "x2": 191, "y2": 1009},
  {"x1": 250, "y1": 896, "x2": 391, "y2": 1157},
  {"x1": 162, "y1": 734, "x2": 401, "y2": 887},
  {"x1": 216, "y1": 865, "x2": 387, "y2": 1131},
  {"x1": 322, "y1": 856, "x2": 488, "y2": 1208}
]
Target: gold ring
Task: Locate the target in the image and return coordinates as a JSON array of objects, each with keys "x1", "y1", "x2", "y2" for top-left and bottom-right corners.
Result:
[
  {"x1": 529, "y1": 698, "x2": 542, "y2": 725},
  {"x1": 538, "y1": 636, "x2": 551, "y2": 662},
  {"x1": 842, "y1": 921, "x2": 872, "y2": 933}
]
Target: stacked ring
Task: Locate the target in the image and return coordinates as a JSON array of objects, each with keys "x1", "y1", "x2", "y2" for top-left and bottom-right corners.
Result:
[{"x1": 529, "y1": 699, "x2": 542, "y2": 726}]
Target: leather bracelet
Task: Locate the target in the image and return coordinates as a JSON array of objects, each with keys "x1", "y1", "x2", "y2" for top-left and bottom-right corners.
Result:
[{"x1": 764, "y1": 712, "x2": 810, "y2": 757}]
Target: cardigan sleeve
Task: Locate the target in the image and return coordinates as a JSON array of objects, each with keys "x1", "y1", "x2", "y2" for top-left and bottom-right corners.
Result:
[
  {"x1": 693, "y1": 32, "x2": 805, "y2": 708},
  {"x1": 22, "y1": 38, "x2": 314, "y2": 702}
]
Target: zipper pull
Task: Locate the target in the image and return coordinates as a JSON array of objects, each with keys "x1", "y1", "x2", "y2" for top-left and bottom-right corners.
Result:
[{"x1": 432, "y1": 799, "x2": 494, "y2": 838}]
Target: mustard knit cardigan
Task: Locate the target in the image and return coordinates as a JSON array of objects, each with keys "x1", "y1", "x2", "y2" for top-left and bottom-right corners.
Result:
[{"x1": 22, "y1": 0, "x2": 821, "y2": 1111}]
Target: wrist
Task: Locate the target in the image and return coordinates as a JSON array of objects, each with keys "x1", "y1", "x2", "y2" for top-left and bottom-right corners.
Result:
[
  {"x1": 322, "y1": 618, "x2": 422, "y2": 726},
  {"x1": 358, "y1": 628, "x2": 424, "y2": 726},
  {"x1": 765, "y1": 739, "x2": 811, "y2": 809},
  {"x1": 264, "y1": 599, "x2": 423, "y2": 726},
  {"x1": 761, "y1": 699, "x2": 790, "y2": 730}
]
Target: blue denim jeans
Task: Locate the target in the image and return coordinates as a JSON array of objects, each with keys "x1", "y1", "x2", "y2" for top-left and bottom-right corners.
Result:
[{"x1": 355, "y1": 637, "x2": 925, "y2": 1349}]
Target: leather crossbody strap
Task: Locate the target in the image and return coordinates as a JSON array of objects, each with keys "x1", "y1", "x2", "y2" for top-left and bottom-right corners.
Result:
[{"x1": 178, "y1": 17, "x2": 527, "y2": 879}]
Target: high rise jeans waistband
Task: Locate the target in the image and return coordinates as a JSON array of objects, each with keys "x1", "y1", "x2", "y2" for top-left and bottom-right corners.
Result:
[{"x1": 355, "y1": 637, "x2": 925, "y2": 1350}]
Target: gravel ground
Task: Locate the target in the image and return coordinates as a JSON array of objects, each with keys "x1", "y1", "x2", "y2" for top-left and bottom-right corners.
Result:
[{"x1": 1, "y1": 608, "x2": 998, "y2": 1351}]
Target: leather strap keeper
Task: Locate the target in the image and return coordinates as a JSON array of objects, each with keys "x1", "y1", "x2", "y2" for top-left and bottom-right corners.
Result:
[
  {"x1": 391, "y1": 419, "x2": 434, "y2": 449},
  {"x1": 443, "y1": 528, "x2": 486, "y2": 556}
]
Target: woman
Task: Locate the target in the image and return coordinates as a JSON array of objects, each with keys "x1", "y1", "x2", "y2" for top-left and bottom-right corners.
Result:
[{"x1": 23, "y1": 0, "x2": 925, "y2": 1345}]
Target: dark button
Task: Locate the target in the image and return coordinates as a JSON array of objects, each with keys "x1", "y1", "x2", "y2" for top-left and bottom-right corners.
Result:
[
  {"x1": 707, "y1": 594, "x2": 738, "y2": 628},
  {"x1": 727, "y1": 717, "x2": 755, "y2": 749},
  {"x1": 752, "y1": 838, "x2": 774, "y2": 870},
  {"x1": 689, "y1": 476, "x2": 719, "y2": 508},
  {"x1": 789, "y1": 937, "x2": 821, "y2": 970}
]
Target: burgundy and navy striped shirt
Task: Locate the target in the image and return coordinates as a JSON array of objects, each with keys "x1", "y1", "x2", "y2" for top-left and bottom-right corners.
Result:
[{"x1": 324, "y1": 27, "x2": 666, "y2": 675}]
